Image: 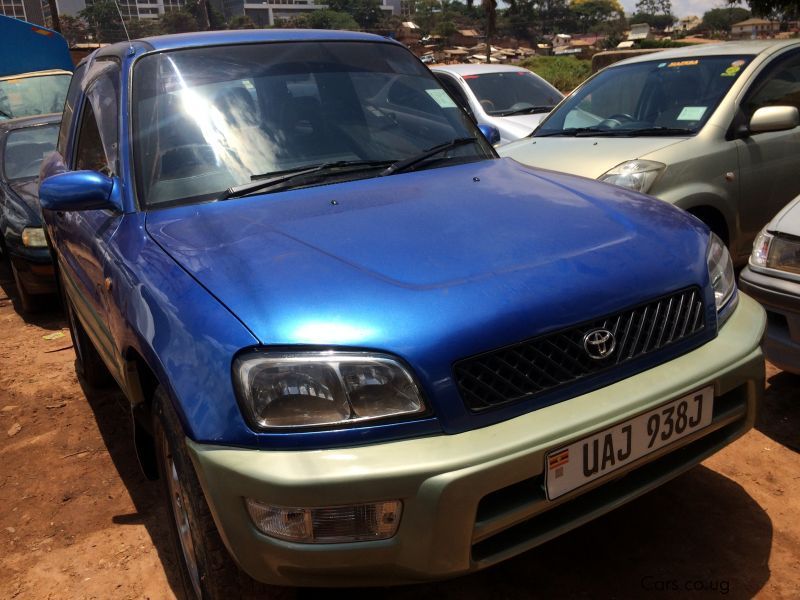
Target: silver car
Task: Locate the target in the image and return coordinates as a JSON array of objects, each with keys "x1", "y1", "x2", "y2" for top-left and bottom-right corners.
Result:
[
  {"x1": 740, "y1": 196, "x2": 800, "y2": 374},
  {"x1": 431, "y1": 64, "x2": 563, "y2": 145},
  {"x1": 500, "y1": 41, "x2": 800, "y2": 265}
]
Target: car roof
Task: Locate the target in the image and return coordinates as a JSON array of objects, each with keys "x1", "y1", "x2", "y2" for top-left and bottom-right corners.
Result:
[
  {"x1": 613, "y1": 39, "x2": 800, "y2": 67},
  {"x1": 95, "y1": 29, "x2": 396, "y2": 60},
  {"x1": 431, "y1": 64, "x2": 531, "y2": 76},
  {"x1": 0, "y1": 112, "x2": 61, "y2": 133}
]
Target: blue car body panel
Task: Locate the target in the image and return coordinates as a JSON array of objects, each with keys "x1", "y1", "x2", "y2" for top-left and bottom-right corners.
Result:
[{"x1": 41, "y1": 32, "x2": 718, "y2": 450}]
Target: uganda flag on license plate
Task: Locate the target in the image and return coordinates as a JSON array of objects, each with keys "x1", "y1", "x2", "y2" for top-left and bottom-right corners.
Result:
[{"x1": 548, "y1": 449, "x2": 569, "y2": 470}]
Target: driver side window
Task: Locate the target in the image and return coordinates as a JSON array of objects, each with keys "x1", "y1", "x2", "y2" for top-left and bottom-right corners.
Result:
[
  {"x1": 742, "y1": 52, "x2": 800, "y2": 118},
  {"x1": 74, "y1": 101, "x2": 111, "y2": 175}
]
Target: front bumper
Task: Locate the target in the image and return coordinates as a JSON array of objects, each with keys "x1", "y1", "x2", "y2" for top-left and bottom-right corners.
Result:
[
  {"x1": 740, "y1": 266, "x2": 800, "y2": 374},
  {"x1": 188, "y1": 294, "x2": 765, "y2": 587},
  {"x1": 9, "y1": 251, "x2": 56, "y2": 295}
]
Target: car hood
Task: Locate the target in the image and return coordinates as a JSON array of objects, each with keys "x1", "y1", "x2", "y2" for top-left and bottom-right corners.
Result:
[
  {"x1": 494, "y1": 113, "x2": 548, "y2": 140},
  {"x1": 498, "y1": 136, "x2": 689, "y2": 179},
  {"x1": 769, "y1": 194, "x2": 800, "y2": 237},
  {"x1": 146, "y1": 159, "x2": 709, "y2": 366}
]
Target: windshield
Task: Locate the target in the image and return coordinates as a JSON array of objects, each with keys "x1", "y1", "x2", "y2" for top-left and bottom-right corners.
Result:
[
  {"x1": 463, "y1": 71, "x2": 562, "y2": 116},
  {"x1": 132, "y1": 42, "x2": 492, "y2": 208},
  {"x1": 534, "y1": 55, "x2": 753, "y2": 137},
  {"x1": 0, "y1": 74, "x2": 70, "y2": 121},
  {"x1": 3, "y1": 123, "x2": 58, "y2": 181}
]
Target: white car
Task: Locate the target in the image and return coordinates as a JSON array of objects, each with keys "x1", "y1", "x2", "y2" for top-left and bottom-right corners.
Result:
[{"x1": 431, "y1": 64, "x2": 563, "y2": 145}]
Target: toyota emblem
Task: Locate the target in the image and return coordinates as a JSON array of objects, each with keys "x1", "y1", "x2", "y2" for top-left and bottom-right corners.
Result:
[{"x1": 583, "y1": 328, "x2": 616, "y2": 360}]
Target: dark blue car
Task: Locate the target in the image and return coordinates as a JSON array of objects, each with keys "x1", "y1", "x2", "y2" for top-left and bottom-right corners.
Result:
[
  {"x1": 0, "y1": 113, "x2": 60, "y2": 311},
  {"x1": 39, "y1": 30, "x2": 766, "y2": 599}
]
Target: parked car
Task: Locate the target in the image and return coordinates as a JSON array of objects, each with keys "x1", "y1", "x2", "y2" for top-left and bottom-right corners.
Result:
[
  {"x1": 40, "y1": 31, "x2": 765, "y2": 599},
  {"x1": 740, "y1": 195, "x2": 800, "y2": 374},
  {"x1": 0, "y1": 113, "x2": 60, "y2": 311},
  {"x1": 0, "y1": 15, "x2": 72, "y2": 122},
  {"x1": 500, "y1": 41, "x2": 800, "y2": 266},
  {"x1": 431, "y1": 64, "x2": 563, "y2": 144}
]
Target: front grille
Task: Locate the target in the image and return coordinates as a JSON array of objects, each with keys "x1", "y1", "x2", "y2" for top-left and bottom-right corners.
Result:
[{"x1": 454, "y1": 287, "x2": 705, "y2": 412}]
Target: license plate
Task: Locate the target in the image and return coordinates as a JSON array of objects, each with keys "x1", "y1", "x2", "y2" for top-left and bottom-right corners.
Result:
[{"x1": 545, "y1": 387, "x2": 714, "y2": 500}]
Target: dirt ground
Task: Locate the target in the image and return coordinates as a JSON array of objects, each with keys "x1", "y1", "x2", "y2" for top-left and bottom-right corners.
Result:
[{"x1": 1, "y1": 258, "x2": 798, "y2": 600}]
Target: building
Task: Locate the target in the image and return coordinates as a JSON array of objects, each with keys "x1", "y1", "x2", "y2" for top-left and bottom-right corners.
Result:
[
  {"x1": 0, "y1": 0, "x2": 45, "y2": 24},
  {"x1": 731, "y1": 18, "x2": 780, "y2": 40},
  {"x1": 117, "y1": 0, "x2": 186, "y2": 19}
]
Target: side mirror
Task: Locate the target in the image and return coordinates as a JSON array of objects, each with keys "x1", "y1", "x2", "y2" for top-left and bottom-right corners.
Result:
[
  {"x1": 749, "y1": 105, "x2": 799, "y2": 134},
  {"x1": 39, "y1": 171, "x2": 121, "y2": 212},
  {"x1": 478, "y1": 123, "x2": 501, "y2": 146}
]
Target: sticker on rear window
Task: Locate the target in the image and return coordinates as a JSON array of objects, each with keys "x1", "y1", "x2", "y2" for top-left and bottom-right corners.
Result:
[
  {"x1": 677, "y1": 106, "x2": 706, "y2": 121},
  {"x1": 426, "y1": 89, "x2": 457, "y2": 108},
  {"x1": 668, "y1": 60, "x2": 698, "y2": 68}
]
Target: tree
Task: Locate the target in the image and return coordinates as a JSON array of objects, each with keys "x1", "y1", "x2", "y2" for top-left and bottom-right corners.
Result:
[
  {"x1": 730, "y1": 0, "x2": 799, "y2": 20},
  {"x1": 160, "y1": 10, "x2": 199, "y2": 34},
  {"x1": 228, "y1": 15, "x2": 256, "y2": 29},
  {"x1": 326, "y1": 0, "x2": 383, "y2": 28},
  {"x1": 570, "y1": 0, "x2": 624, "y2": 33},
  {"x1": 79, "y1": 0, "x2": 127, "y2": 43},
  {"x1": 482, "y1": 0, "x2": 496, "y2": 64},
  {"x1": 635, "y1": 0, "x2": 671, "y2": 15},
  {"x1": 296, "y1": 9, "x2": 360, "y2": 30},
  {"x1": 702, "y1": 7, "x2": 751, "y2": 33},
  {"x1": 125, "y1": 17, "x2": 162, "y2": 38},
  {"x1": 58, "y1": 15, "x2": 88, "y2": 46}
]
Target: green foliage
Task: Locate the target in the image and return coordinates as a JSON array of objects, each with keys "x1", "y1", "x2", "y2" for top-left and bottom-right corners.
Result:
[
  {"x1": 518, "y1": 56, "x2": 592, "y2": 92},
  {"x1": 160, "y1": 10, "x2": 199, "y2": 34},
  {"x1": 732, "y1": 0, "x2": 798, "y2": 20},
  {"x1": 702, "y1": 7, "x2": 751, "y2": 32},
  {"x1": 570, "y1": 0, "x2": 625, "y2": 33},
  {"x1": 125, "y1": 17, "x2": 162, "y2": 38},
  {"x1": 295, "y1": 10, "x2": 360, "y2": 30},
  {"x1": 228, "y1": 15, "x2": 257, "y2": 29},
  {"x1": 327, "y1": 0, "x2": 383, "y2": 28},
  {"x1": 79, "y1": 0, "x2": 126, "y2": 43},
  {"x1": 58, "y1": 15, "x2": 88, "y2": 46},
  {"x1": 636, "y1": 38, "x2": 691, "y2": 47},
  {"x1": 630, "y1": 11, "x2": 676, "y2": 29},
  {"x1": 635, "y1": 0, "x2": 672, "y2": 15}
]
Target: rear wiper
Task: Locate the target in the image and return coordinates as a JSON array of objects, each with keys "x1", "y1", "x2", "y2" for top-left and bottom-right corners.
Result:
[
  {"x1": 380, "y1": 137, "x2": 478, "y2": 176},
  {"x1": 498, "y1": 105, "x2": 554, "y2": 117},
  {"x1": 221, "y1": 160, "x2": 393, "y2": 200}
]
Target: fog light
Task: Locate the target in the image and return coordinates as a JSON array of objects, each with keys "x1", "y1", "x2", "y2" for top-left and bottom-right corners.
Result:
[
  {"x1": 21, "y1": 227, "x2": 47, "y2": 248},
  {"x1": 245, "y1": 498, "x2": 402, "y2": 543}
]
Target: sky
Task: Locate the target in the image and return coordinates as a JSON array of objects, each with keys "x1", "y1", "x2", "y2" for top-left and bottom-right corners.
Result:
[{"x1": 619, "y1": 0, "x2": 745, "y2": 18}]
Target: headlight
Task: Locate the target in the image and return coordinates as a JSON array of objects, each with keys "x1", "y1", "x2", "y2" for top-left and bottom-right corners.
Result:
[
  {"x1": 233, "y1": 351, "x2": 427, "y2": 429},
  {"x1": 707, "y1": 233, "x2": 735, "y2": 311},
  {"x1": 598, "y1": 160, "x2": 665, "y2": 193},
  {"x1": 750, "y1": 227, "x2": 800, "y2": 275},
  {"x1": 21, "y1": 227, "x2": 47, "y2": 248}
]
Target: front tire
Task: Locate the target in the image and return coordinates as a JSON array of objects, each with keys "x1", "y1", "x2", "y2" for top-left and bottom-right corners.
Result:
[
  {"x1": 10, "y1": 261, "x2": 37, "y2": 313},
  {"x1": 153, "y1": 387, "x2": 290, "y2": 600}
]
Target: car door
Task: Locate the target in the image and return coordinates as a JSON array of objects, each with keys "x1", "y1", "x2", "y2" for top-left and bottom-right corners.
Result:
[
  {"x1": 54, "y1": 59, "x2": 123, "y2": 375},
  {"x1": 735, "y1": 49, "x2": 800, "y2": 256}
]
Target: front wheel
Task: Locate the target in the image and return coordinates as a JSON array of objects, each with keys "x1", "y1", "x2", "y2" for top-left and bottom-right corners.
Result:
[
  {"x1": 153, "y1": 387, "x2": 291, "y2": 600},
  {"x1": 63, "y1": 292, "x2": 113, "y2": 388},
  {"x1": 10, "y1": 261, "x2": 38, "y2": 313}
]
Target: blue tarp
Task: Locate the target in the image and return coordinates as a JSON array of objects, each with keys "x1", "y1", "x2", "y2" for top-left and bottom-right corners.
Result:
[{"x1": 0, "y1": 15, "x2": 73, "y2": 78}]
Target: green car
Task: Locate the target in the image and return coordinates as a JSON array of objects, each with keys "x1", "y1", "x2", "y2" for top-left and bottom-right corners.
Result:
[{"x1": 501, "y1": 40, "x2": 800, "y2": 266}]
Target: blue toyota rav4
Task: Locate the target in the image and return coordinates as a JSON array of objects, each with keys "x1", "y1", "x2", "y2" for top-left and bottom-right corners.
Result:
[{"x1": 39, "y1": 31, "x2": 765, "y2": 599}]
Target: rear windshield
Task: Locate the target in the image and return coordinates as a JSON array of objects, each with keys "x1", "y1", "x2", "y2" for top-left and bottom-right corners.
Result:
[
  {"x1": 535, "y1": 55, "x2": 754, "y2": 137},
  {"x1": 0, "y1": 74, "x2": 70, "y2": 121},
  {"x1": 3, "y1": 123, "x2": 59, "y2": 181},
  {"x1": 462, "y1": 71, "x2": 563, "y2": 116}
]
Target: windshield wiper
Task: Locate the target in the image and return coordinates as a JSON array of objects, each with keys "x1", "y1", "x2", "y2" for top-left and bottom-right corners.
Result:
[
  {"x1": 380, "y1": 137, "x2": 478, "y2": 176},
  {"x1": 534, "y1": 127, "x2": 610, "y2": 137},
  {"x1": 221, "y1": 160, "x2": 393, "y2": 200},
  {"x1": 0, "y1": 108, "x2": 12, "y2": 119},
  {"x1": 615, "y1": 126, "x2": 695, "y2": 137},
  {"x1": 498, "y1": 105, "x2": 554, "y2": 117}
]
